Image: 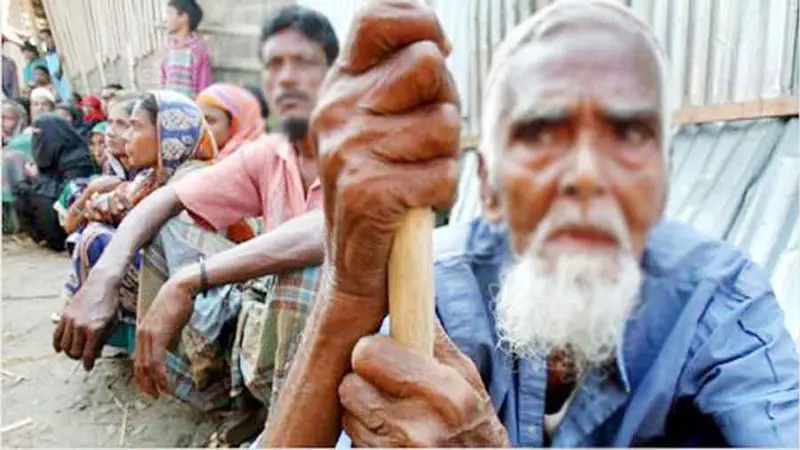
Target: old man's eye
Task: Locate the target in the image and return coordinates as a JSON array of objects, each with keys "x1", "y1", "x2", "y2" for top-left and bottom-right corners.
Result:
[
  {"x1": 512, "y1": 120, "x2": 561, "y2": 147},
  {"x1": 612, "y1": 120, "x2": 655, "y2": 146}
]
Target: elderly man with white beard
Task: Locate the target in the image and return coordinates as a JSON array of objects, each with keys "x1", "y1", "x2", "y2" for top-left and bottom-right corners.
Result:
[{"x1": 263, "y1": 0, "x2": 799, "y2": 447}]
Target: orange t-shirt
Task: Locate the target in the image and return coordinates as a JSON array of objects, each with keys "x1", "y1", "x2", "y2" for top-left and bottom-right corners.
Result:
[{"x1": 173, "y1": 133, "x2": 322, "y2": 234}]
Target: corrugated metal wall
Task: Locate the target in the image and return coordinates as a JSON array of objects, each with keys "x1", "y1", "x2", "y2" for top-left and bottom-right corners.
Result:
[
  {"x1": 39, "y1": 0, "x2": 169, "y2": 91},
  {"x1": 297, "y1": 0, "x2": 798, "y2": 139},
  {"x1": 667, "y1": 118, "x2": 799, "y2": 339},
  {"x1": 46, "y1": 0, "x2": 798, "y2": 114},
  {"x1": 39, "y1": 0, "x2": 295, "y2": 93}
]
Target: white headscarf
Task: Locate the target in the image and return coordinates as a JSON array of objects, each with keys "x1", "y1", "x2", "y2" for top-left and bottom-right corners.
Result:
[{"x1": 480, "y1": 0, "x2": 671, "y2": 182}]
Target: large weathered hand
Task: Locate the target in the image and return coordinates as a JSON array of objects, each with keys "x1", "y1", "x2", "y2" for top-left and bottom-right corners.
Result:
[
  {"x1": 313, "y1": 0, "x2": 461, "y2": 317},
  {"x1": 263, "y1": 3, "x2": 463, "y2": 445},
  {"x1": 340, "y1": 324, "x2": 510, "y2": 447},
  {"x1": 53, "y1": 267, "x2": 120, "y2": 371}
]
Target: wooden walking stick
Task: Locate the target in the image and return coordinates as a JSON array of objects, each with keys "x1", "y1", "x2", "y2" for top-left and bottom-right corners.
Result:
[{"x1": 389, "y1": 208, "x2": 435, "y2": 355}]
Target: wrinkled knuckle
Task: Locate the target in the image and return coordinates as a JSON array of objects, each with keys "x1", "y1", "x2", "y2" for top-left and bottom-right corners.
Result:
[
  {"x1": 439, "y1": 103, "x2": 462, "y2": 136},
  {"x1": 338, "y1": 373, "x2": 359, "y2": 399},
  {"x1": 433, "y1": 103, "x2": 462, "y2": 158},
  {"x1": 408, "y1": 41, "x2": 445, "y2": 73},
  {"x1": 351, "y1": 336, "x2": 378, "y2": 371},
  {"x1": 404, "y1": 426, "x2": 435, "y2": 448},
  {"x1": 443, "y1": 369, "x2": 482, "y2": 423}
]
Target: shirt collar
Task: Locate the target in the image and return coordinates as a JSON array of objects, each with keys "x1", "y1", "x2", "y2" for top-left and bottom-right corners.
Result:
[
  {"x1": 273, "y1": 133, "x2": 294, "y2": 161},
  {"x1": 273, "y1": 134, "x2": 322, "y2": 191}
]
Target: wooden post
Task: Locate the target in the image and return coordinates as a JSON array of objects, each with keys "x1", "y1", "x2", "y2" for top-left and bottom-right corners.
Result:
[{"x1": 388, "y1": 208, "x2": 435, "y2": 355}]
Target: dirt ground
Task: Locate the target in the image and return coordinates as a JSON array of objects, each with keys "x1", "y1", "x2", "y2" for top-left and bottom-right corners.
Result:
[{"x1": 1, "y1": 236, "x2": 221, "y2": 448}]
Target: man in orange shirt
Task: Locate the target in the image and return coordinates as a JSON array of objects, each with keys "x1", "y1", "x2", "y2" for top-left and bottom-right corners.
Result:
[{"x1": 53, "y1": 5, "x2": 336, "y2": 433}]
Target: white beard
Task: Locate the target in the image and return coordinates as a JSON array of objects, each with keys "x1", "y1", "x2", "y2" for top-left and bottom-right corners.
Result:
[{"x1": 495, "y1": 202, "x2": 643, "y2": 373}]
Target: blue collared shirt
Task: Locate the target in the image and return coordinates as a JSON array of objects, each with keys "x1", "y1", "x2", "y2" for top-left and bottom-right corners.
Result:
[{"x1": 432, "y1": 218, "x2": 798, "y2": 446}]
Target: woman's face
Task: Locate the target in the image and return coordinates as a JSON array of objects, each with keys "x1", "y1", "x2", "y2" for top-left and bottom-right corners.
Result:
[
  {"x1": 55, "y1": 107, "x2": 73, "y2": 123},
  {"x1": 31, "y1": 99, "x2": 54, "y2": 121},
  {"x1": 2, "y1": 111, "x2": 18, "y2": 136},
  {"x1": 199, "y1": 102, "x2": 232, "y2": 149},
  {"x1": 125, "y1": 105, "x2": 159, "y2": 169},
  {"x1": 89, "y1": 133, "x2": 107, "y2": 167},
  {"x1": 107, "y1": 104, "x2": 133, "y2": 167}
]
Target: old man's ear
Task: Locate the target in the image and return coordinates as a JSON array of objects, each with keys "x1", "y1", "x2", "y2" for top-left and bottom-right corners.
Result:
[{"x1": 476, "y1": 150, "x2": 503, "y2": 224}]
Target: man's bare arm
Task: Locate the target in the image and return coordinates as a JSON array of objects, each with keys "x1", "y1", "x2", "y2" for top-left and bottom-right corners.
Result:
[
  {"x1": 264, "y1": 285, "x2": 384, "y2": 446},
  {"x1": 170, "y1": 209, "x2": 326, "y2": 296}
]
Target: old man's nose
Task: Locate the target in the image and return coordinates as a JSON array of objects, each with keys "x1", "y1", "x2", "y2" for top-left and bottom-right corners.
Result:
[{"x1": 561, "y1": 141, "x2": 607, "y2": 200}]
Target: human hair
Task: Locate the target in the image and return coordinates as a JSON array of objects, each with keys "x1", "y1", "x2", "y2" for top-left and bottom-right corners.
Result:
[
  {"x1": 33, "y1": 65, "x2": 51, "y2": 81},
  {"x1": 22, "y1": 41, "x2": 39, "y2": 57},
  {"x1": 104, "y1": 83, "x2": 124, "y2": 91},
  {"x1": 245, "y1": 84, "x2": 269, "y2": 119},
  {"x1": 168, "y1": 0, "x2": 204, "y2": 32},
  {"x1": 113, "y1": 92, "x2": 143, "y2": 112},
  {"x1": 259, "y1": 5, "x2": 339, "y2": 66},
  {"x1": 135, "y1": 93, "x2": 159, "y2": 125}
]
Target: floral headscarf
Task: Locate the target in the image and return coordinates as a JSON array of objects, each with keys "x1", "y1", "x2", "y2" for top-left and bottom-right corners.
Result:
[
  {"x1": 129, "y1": 90, "x2": 216, "y2": 205},
  {"x1": 196, "y1": 83, "x2": 265, "y2": 159},
  {"x1": 86, "y1": 90, "x2": 216, "y2": 223}
]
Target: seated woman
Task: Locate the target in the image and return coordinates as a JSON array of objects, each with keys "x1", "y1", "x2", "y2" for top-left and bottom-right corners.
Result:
[
  {"x1": 54, "y1": 122, "x2": 111, "y2": 237},
  {"x1": 54, "y1": 102, "x2": 86, "y2": 136},
  {"x1": 79, "y1": 95, "x2": 106, "y2": 133},
  {"x1": 54, "y1": 96, "x2": 141, "y2": 238},
  {"x1": 13, "y1": 115, "x2": 94, "y2": 250},
  {"x1": 64, "y1": 91, "x2": 216, "y2": 338},
  {"x1": 2, "y1": 99, "x2": 30, "y2": 233},
  {"x1": 196, "y1": 83, "x2": 265, "y2": 159},
  {"x1": 195, "y1": 83, "x2": 266, "y2": 242}
]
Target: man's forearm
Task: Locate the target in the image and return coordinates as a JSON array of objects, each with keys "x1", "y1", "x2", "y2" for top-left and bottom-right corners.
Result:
[
  {"x1": 92, "y1": 186, "x2": 184, "y2": 282},
  {"x1": 264, "y1": 283, "x2": 385, "y2": 446},
  {"x1": 173, "y1": 209, "x2": 326, "y2": 294}
]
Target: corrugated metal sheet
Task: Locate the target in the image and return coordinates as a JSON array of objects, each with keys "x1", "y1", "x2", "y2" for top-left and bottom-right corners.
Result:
[
  {"x1": 668, "y1": 118, "x2": 799, "y2": 340},
  {"x1": 450, "y1": 118, "x2": 800, "y2": 340},
  {"x1": 297, "y1": 0, "x2": 797, "y2": 139},
  {"x1": 40, "y1": 0, "x2": 169, "y2": 90},
  {"x1": 43, "y1": 0, "x2": 797, "y2": 114}
]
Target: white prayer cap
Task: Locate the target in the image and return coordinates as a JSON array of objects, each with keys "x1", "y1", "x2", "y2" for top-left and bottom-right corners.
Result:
[{"x1": 30, "y1": 87, "x2": 56, "y2": 104}]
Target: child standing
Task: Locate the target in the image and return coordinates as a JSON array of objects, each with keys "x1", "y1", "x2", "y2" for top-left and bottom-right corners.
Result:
[{"x1": 161, "y1": 0, "x2": 212, "y2": 98}]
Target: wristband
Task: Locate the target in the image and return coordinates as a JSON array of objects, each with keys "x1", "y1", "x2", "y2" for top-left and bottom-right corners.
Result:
[{"x1": 199, "y1": 257, "x2": 209, "y2": 296}]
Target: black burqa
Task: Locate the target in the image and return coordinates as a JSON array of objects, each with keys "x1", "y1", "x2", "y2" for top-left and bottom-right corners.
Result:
[{"x1": 13, "y1": 115, "x2": 94, "y2": 250}]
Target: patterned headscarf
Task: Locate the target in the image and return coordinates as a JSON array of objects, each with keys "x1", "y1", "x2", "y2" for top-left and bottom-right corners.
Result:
[
  {"x1": 126, "y1": 90, "x2": 217, "y2": 207},
  {"x1": 196, "y1": 83, "x2": 265, "y2": 159}
]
